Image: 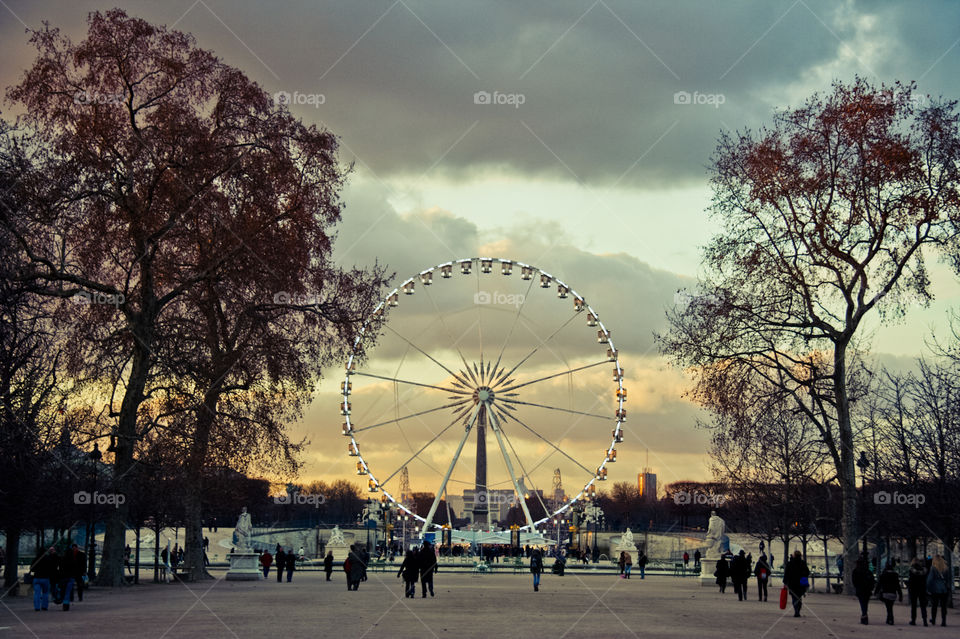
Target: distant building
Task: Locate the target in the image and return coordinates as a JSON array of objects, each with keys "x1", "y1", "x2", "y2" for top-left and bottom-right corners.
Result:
[
  {"x1": 462, "y1": 488, "x2": 520, "y2": 524},
  {"x1": 638, "y1": 470, "x2": 657, "y2": 502}
]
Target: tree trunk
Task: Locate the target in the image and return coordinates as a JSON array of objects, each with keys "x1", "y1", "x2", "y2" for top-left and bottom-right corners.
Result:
[
  {"x1": 3, "y1": 528, "x2": 20, "y2": 596},
  {"x1": 153, "y1": 522, "x2": 161, "y2": 583},
  {"x1": 182, "y1": 390, "x2": 219, "y2": 582},
  {"x1": 835, "y1": 342, "x2": 860, "y2": 596},
  {"x1": 97, "y1": 323, "x2": 154, "y2": 587},
  {"x1": 134, "y1": 526, "x2": 141, "y2": 585}
]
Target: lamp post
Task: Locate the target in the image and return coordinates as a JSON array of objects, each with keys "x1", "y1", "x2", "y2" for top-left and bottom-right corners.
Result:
[
  {"x1": 87, "y1": 443, "x2": 102, "y2": 580},
  {"x1": 856, "y1": 451, "x2": 870, "y2": 557}
]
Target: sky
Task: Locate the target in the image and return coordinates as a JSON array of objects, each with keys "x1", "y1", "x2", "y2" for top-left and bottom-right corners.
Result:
[{"x1": 3, "y1": 0, "x2": 960, "y2": 507}]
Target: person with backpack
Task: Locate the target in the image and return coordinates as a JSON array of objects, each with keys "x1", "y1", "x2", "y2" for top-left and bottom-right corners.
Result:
[
  {"x1": 753, "y1": 554, "x2": 771, "y2": 602},
  {"x1": 852, "y1": 555, "x2": 876, "y2": 625},
  {"x1": 782, "y1": 550, "x2": 810, "y2": 617},
  {"x1": 397, "y1": 550, "x2": 418, "y2": 598},
  {"x1": 875, "y1": 560, "x2": 902, "y2": 625},
  {"x1": 906, "y1": 557, "x2": 928, "y2": 626},
  {"x1": 927, "y1": 554, "x2": 951, "y2": 627},
  {"x1": 530, "y1": 548, "x2": 544, "y2": 592}
]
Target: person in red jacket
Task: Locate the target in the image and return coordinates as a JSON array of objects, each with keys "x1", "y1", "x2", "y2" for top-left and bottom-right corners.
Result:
[{"x1": 259, "y1": 550, "x2": 273, "y2": 579}]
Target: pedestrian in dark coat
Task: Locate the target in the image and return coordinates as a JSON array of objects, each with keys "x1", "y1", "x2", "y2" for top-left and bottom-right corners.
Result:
[
  {"x1": 417, "y1": 541, "x2": 437, "y2": 598},
  {"x1": 782, "y1": 551, "x2": 810, "y2": 617},
  {"x1": 284, "y1": 548, "x2": 296, "y2": 582},
  {"x1": 875, "y1": 560, "x2": 902, "y2": 625},
  {"x1": 31, "y1": 548, "x2": 58, "y2": 611},
  {"x1": 275, "y1": 548, "x2": 286, "y2": 583},
  {"x1": 730, "y1": 550, "x2": 749, "y2": 601},
  {"x1": 67, "y1": 544, "x2": 86, "y2": 602},
  {"x1": 323, "y1": 551, "x2": 334, "y2": 581},
  {"x1": 530, "y1": 548, "x2": 543, "y2": 592},
  {"x1": 753, "y1": 555, "x2": 771, "y2": 602},
  {"x1": 926, "y1": 555, "x2": 950, "y2": 627},
  {"x1": 852, "y1": 556, "x2": 876, "y2": 625},
  {"x1": 260, "y1": 551, "x2": 273, "y2": 580},
  {"x1": 398, "y1": 550, "x2": 419, "y2": 598},
  {"x1": 906, "y1": 557, "x2": 928, "y2": 626},
  {"x1": 714, "y1": 556, "x2": 729, "y2": 593},
  {"x1": 347, "y1": 545, "x2": 365, "y2": 591}
]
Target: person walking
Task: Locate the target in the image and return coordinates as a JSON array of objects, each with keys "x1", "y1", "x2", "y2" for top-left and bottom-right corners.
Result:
[
  {"x1": 284, "y1": 548, "x2": 296, "y2": 582},
  {"x1": 753, "y1": 554, "x2": 770, "y2": 602},
  {"x1": 323, "y1": 551, "x2": 334, "y2": 581},
  {"x1": 906, "y1": 557, "x2": 928, "y2": 626},
  {"x1": 530, "y1": 548, "x2": 544, "y2": 592},
  {"x1": 418, "y1": 541, "x2": 437, "y2": 598},
  {"x1": 782, "y1": 550, "x2": 810, "y2": 618},
  {"x1": 852, "y1": 556, "x2": 876, "y2": 625},
  {"x1": 347, "y1": 545, "x2": 365, "y2": 591},
  {"x1": 124, "y1": 544, "x2": 132, "y2": 576},
  {"x1": 618, "y1": 551, "x2": 625, "y2": 576},
  {"x1": 637, "y1": 550, "x2": 648, "y2": 579},
  {"x1": 54, "y1": 549, "x2": 75, "y2": 611},
  {"x1": 398, "y1": 550, "x2": 419, "y2": 598},
  {"x1": 730, "y1": 550, "x2": 749, "y2": 601},
  {"x1": 926, "y1": 554, "x2": 951, "y2": 627},
  {"x1": 31, "y1": 547, "x2": 57, "y2": 611},
  {"x1": 259, "y1": 550, "x2": 273, "y2": 580},
  {"x1": 360, "y1": 546, "x2": 370, "y2": 582},
  {"x1": 875, "y1": 560, "x2": 902, "y2": 625},
  {"x1": 275, "y1": 547, "x2": 286, "y2": 583},
  {"x1": 714, "y1": 556, "x2": 730, "y2": 593},
  {"x1": 694, "y1": 549, "x2": 701, "y2": 568},
  {"x1": 623, "y1": 551, "x2": 633, "y2": 579},
  {"x1": 683, "y1": 551, "x2": 690, "y2": 568}
]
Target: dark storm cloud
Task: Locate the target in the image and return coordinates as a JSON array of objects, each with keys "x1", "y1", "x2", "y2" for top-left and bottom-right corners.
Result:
[{"x1": 6, "y1": 1, "x2": 959, "y2": 186}]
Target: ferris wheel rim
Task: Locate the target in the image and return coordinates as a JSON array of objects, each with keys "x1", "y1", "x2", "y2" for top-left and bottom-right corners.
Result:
[{"x1": 340, "y1": 257, "x2": 625, "y2": 532}]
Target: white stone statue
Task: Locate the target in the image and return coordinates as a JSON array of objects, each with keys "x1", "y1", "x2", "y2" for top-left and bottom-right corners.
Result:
[
  {"x1": 329, "y1": 525, "x2": 346, "y2": 546},
  {"x1": 704, "y1": 510, "x2": 728, "y2": 557},
  {"x1": 622, "y1": 528, "x2": 635, "y2": 547},
  {"x1": 234, "y1": 507, "x2": 252, "y2": 552}
]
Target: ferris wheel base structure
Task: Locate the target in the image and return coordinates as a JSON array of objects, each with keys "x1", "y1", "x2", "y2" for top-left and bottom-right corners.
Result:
[{"x1": 341, "y1": 257, "x2": 626, "y2": 535}]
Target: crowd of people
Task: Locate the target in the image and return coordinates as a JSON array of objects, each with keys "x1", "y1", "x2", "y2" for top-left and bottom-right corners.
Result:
[
  {"x1": 710, "y1": 545, "x2": 953, "y2": 627},
  {"x1": 29, "y1": 544, "x2": 87, "y2": 612}
]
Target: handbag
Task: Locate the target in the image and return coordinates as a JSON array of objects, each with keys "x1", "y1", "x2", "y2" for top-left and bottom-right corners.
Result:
[
  {"x1": 881, "y1": 592, "x2": 896, "y2": 601},
  {"x1": 779, "y1": 586, "x2": 788, "y2": 609},
  {"x1": 800, "y1": 576, "x2": 809, "y2": 587}
]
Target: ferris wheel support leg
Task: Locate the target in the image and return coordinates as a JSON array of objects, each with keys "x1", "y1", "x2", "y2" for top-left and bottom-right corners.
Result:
[
  {"x1": 423, "y1": 404, "x2": 481, "y2": 532},
  {"x1": 487, "y1": 409, "x2": 537, "y2": 532}
]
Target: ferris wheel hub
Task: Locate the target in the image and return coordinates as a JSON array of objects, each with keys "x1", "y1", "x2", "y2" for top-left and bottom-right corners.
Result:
[{"x1": 474, "y1": 387, "x2": 494, "y2": 403}]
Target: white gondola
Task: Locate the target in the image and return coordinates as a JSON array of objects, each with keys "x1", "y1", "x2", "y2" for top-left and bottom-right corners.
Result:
[
  {"x1": 520, "y1": 266, "x2": 534, "y2": 280},
  {"x1": 481, "y1": 259, "x2": 493, "y2": 273},
  {"x1": 348, "y1": 442, "x2": 359, "y2": 456},
  {"x1": 501, "y1": 261, "x2": 513, "y2": 275},
  {"x1": 586, "y1": 312, "x2": 598, "y2": 327},
  {"x1": 540, "y1": 274, "x2": 551, "y2": 288},
  {"x1": 557, "y1": 285, "x2": 568, "y2": 299},
  {"x1": 597, "y1": 329, "x2": 609, "y2": 344},
  {"x1": 356, "y1": 461, "x2": 367, "y2": 475},
  {"x1": 613, "y1": 367, "x2": 623, "y2": 381},
  {"x1": 368, "y1": 478, "x2": 378, "y2": 492},
  {"x1": 440, "y1": 264, "x2": 453, "y2": 278},
  {"x1": 574, "y1": 298, "x2": 585, "y2": 312},
  {"x1": 459, "y1": 259, "x2": 472, "y2": 274},
  {"x1": 420, "y1": 271, "x2": 433, "y2": 285},
  {"x1": 607, "y1": 348, "x2": 618, "y2": 361},
  {"x1": 606, "y1": 448, "x2": 617, "y2": 462},
  {"x1": 388, "y1": 293, "x2": 399, "y2": 307},
  {"x1": 613, "y1": 428, "x2": 623, "y2": 443},
  {"x1": 340, "y1": 401, "x2": 351, "y2": 415},
  {"x1": 617, "y1": 387, "x2": 627, "y2": 401},
  {"x1": 596, "y1": 467, "x2": 608, "y2": 481},
  {"x1": 616, "y1": 407, "x2": 626, "y2": 421},
  {"x1": 341, "y1": 381, "x2": 352, "y2": 395},
  {"x1": 402, "y1": 281, "x2": 415, "y2": 295},
  {"x1": 342, "y1": 423, "x2": 353, "y2": 436}
]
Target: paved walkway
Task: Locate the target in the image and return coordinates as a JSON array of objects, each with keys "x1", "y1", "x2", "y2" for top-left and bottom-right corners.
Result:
[{"x1": 1, "y1": 570, "x2": 953, "y2": 638}]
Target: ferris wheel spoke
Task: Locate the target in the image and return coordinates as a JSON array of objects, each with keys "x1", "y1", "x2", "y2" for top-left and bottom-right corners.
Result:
[
  {"x1": 352, "y1": 371, "x2": 471, "y2": 396},
  {"x1": 497, "y1": 359, "x2": 610, "y2": 394},
  {"x1": 376, "y1": 409, "x2": 470, "y2": 487},
  {"x1": 423, "y1": 404, "x2": 482, "y2": 530},
  {"x1": 496, "y1": 409, "x2": 596, "y2": 477},
  {"x1": 422, "y1": 282, "x2": 482, "y2": 387},
  {"x1": 354, "y1": 399, "x2": 471, "y2": 433},
  {"x1": 487, "y1": 409, "x2": 536, "y2": 530},
  {"x1": 497, "y1": 397, "x2": 608, "y2": 421},
  {"x1": 490, "y1": 274, "x2": 537, "y2": 378},
  {"x1": 385, "y1": 323, "x2": 468, "y2": 387},
  {"x1": 494, "y1": 409, "x2": 552, "y2": 521},
  {"x1": 493, "y1": 311, "x2": 581, "y2": 386}
]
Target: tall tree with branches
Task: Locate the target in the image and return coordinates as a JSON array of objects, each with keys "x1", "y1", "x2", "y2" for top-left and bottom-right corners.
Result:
[{"x1": 658, "y1": 78, "x2": 960, "y2": 592}]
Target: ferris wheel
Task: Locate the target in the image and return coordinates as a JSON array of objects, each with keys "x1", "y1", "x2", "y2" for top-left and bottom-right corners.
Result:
[{"x1": 340, "y1": 258, "x2": 625, "y2": 532}]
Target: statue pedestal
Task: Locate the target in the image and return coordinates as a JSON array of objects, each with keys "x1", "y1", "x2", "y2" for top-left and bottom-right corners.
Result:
[
  {"x1": 225, "y1": 552, "x2": 262, "y2": 581},
  {"x1": 325, "y1": 543, "x2": 349, "y2": 562},
  {"x1": 699, "y1": 555, "x2": 726, "y2": 588}
]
